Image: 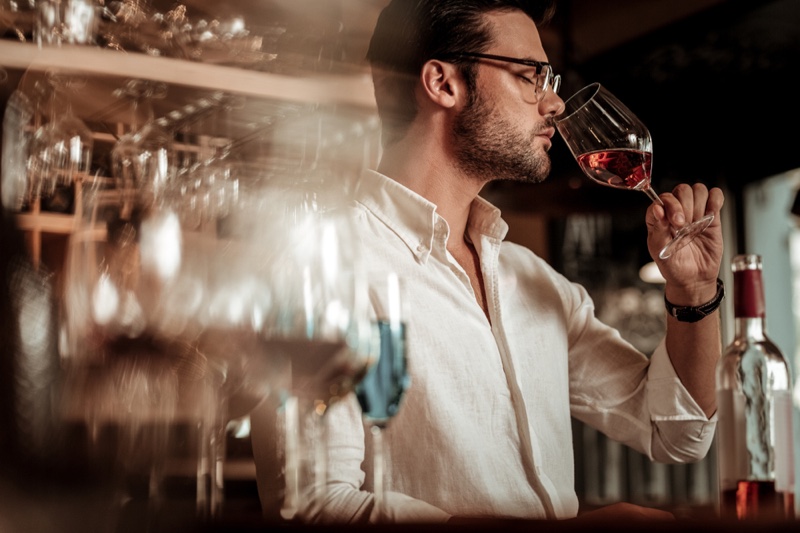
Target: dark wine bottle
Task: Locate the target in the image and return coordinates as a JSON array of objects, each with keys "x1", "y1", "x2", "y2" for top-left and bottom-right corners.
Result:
[{"x1": 716, "y1": 254, "x2": 794, "y2": 521}]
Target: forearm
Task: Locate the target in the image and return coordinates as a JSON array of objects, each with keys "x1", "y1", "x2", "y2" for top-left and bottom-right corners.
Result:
[{"x1": 663, "y1": 279, "x2": 723, "y2": 418}]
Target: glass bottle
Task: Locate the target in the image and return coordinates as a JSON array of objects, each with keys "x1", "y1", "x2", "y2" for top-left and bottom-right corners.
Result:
[{"x1": 716, "y1": 253, "x2": 793, "y2": 520}]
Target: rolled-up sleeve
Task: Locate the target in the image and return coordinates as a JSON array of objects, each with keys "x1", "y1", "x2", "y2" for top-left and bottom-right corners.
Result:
[{"x1": 645, "y1": 338, "x2": 717, "y2": 463}]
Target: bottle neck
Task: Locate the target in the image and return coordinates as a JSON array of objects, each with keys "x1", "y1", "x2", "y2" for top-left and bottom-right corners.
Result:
[
  {"x1": 734, "y1": 316, "x2": 767, "y2": 340},
  {"x1": 733, "y1": 267, "x2": 768, "y2": 338}
]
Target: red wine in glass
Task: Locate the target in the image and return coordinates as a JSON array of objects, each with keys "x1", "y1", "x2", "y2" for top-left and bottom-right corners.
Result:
[
  {"x1": 557, "y1": 83, "x2": 714, "y2": 259},
  {"x1": 576, "y1": 148, "x2": 651, "y2": 190}
]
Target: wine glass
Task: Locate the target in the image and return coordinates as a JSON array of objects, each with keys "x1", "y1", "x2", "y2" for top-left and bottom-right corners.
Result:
[
  {"x1": 60, "y1": 184, "x2": 276, "y2": 526},
  {"x1": 555, "y1": 82, "x2": 714, "y2": 260},
  {"x1": 110, "y1": 79, "x2": 176, "y2": 202},
  {"x1": 172, "y1": 92, "x2": 243, "y2": 227},
  {"x1": 1, "y1": 0, "x2": 34, "y2": 42},
  {"x1": 27, "y1": 72, "x2": 93, "y2": 207},
  {"x1": 1, "y1": 88, "x2": 34, "y2": 212},
  {"x1": 354, "y1": 271, "x2": 410, "y2": 522},
  {"x1": 239, "y1": 173, "x2": 370, "y2": 523},
  {"x1": 60, "y1": 187, "x2": 202, "y2": 527}
]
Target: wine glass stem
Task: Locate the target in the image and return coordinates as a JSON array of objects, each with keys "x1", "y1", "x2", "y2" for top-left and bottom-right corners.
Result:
[
  {"x1": 371, "y1": 424, "x2": 386, "y2": 522},
  {"x1": 642, "y1": 186, "x2": 664, "y2": 208},
  {"x1": 312, "y1": 409, "x2": 328, "y2": 519},
  {"x1": 196, "y1": 388, "x2": 227, "y2": 521},
  {"x1": 280, "y1": 394, "x2": 301, "y2": 521}
]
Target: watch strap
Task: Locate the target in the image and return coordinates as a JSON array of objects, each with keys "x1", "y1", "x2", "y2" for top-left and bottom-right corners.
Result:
[{"x1": 664, "y1": 278, "x2": 725, "y2": 323}]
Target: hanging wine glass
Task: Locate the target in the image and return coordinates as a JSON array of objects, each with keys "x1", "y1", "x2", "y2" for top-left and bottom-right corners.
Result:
[
  {"x1": 172, "y1": 91, "x2": 244, "y2": 228},
  {"x1": 26, "y1": 71, "x2": 93, "y2": 211},
  {"x1": 556, "y1": 83, "x2": 714, "y2": 260},
  {"x1": 1, "y1": 0, "x2": 34, "y2": 42},
  {"x1": 99, "y1": 0, "x2": 167, "y2": 55},
  {"x1": 35, "y1": 0, "x2": 98, "y2": 46},
  {"x1": 110, "y1": 79, "x2": 176, "y2": 203},
  {"x1": 355, "y1": 271, "x2": 410, "y2": 522},
  {"x1": 1, "y1": 87, "x2": 34, "y2": 212}
]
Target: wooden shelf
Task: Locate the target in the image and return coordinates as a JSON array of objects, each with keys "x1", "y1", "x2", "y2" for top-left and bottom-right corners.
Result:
[
  {"x1": 2, "y1": 39, "x2": 380, "y2": 267},
  {"x1": 15, "y1": 211, "x2": 75, "y2": 234},
  {"x1": 0, "y1": 40, "x2": 376, "y2": 110}
]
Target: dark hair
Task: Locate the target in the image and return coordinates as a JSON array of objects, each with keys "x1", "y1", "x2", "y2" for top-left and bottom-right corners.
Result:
[{"x1": 367, "y1": 0, "x2": 556, "y2": 145}]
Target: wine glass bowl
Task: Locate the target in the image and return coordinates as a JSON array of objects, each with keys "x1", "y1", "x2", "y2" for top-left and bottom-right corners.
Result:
[
  {"x1": 556, "y1": 83, "x2": 714, "y2": 260},
  {"x1": 110, "y1": 80, "x2": 175, "y2": 202},
  {"x1": 26, "y1": 73, "x2": 94, "y2": 205}
]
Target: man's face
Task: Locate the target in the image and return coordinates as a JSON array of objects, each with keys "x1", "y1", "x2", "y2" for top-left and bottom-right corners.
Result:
[{"x1": 451, "y1": 10, "x2": 564, "y2": 184}]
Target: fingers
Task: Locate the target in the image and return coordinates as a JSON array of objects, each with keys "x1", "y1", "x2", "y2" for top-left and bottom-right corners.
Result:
[{"x1": 658, "y1": 183, "x2": 723, "y2": 227}]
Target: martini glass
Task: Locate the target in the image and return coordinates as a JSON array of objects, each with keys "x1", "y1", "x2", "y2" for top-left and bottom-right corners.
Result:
[{"x1": 555, "y1": 83, "x2": 714, "y2": 260}]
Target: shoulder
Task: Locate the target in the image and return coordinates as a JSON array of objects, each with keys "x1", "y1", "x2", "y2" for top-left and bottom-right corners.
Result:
[{"x1": 498, "y1": 240, "x2": 592, "y2": 310}]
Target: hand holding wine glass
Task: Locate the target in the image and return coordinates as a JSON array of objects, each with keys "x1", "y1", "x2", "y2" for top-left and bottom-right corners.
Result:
[{"x1": 555, "y1": 83, "x2": 714, "y2": 260}]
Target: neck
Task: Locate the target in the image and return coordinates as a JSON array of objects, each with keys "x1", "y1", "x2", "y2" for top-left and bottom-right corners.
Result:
[{"x1": 377, "y1": 135, "x2": 485, "y2": 249}]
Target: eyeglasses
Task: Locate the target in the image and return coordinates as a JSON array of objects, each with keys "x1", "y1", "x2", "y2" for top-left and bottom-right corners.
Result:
[{"x1": 437, "y1": 51, "x2": 561, "y2": 101}]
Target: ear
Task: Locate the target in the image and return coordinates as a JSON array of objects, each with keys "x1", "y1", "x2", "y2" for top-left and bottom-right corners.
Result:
[{"x1": 419, "y1": 59, "x2": 464, "y2": 109}]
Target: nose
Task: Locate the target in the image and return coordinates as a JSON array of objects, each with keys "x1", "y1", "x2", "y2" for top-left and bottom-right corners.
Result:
[{"x1": 540, "y1": 90, "x2": 566, "y2": 118}]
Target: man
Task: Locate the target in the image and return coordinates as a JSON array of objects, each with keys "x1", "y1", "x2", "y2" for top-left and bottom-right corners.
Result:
[{"x1": 251, "y1": 0, "x2": 724, "y2": 523}]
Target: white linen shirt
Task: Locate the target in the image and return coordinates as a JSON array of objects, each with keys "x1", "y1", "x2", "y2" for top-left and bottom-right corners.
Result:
[{"x1": 252, "y1": 169, "x2": 717, "y2": 523}]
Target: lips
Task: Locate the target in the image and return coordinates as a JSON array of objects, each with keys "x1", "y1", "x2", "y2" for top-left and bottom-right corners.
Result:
[
  {"x1": 536, "y1": 127, "x2": 555, "y2": 150},
  {"x1": 538, "y1": 127, "x2": 555, "y2": 140}
]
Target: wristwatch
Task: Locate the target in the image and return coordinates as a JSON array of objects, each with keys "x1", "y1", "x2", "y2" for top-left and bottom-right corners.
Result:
[{"x1": 664, "y1": 278, "x2": 725, "y2": 323}]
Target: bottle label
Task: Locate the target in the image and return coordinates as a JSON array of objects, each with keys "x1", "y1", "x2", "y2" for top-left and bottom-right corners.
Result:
[{"x1": 773, "y1": 390, "x2": 794, "y2": 493}]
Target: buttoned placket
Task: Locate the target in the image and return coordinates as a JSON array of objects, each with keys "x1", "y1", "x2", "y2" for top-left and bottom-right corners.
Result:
[
  {"x1": 478, "y1": 232, "x2": 559, "y2": 519},
  {"x1": 435, "y1": 216, "x2": 478, "y2": 299}
]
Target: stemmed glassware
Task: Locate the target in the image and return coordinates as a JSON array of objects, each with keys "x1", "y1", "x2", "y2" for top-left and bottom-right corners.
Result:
[
  {"x1": 1, "y1": 86, "x2": 34, "y2": 212},
  {"x1": 555, "y1": 82, "x2": 714, "y2": 260},
  {"x1": 172, "y1": 91, "x2": 243, "y2": 227},
  {"x1": 238, "y1": 170, "x2": 370, "y2": 523},
  {"x1": 355, "y1": 271, "x2": 410, "y2": 522},
  {"x1": 59, "y1": 183, "x2": 278, "y2": 527},
  {"x1": 1, "y1": 0, "x2": 33, "y2": 42},
  {"x1": 283, "y1": 186, "x2": 368, "y2": 523},
  {"x1": 110, "y1": 79, "x2": 175, "y2": 202},
  {"x1": 35, "y1": 0, "x2": 98, "y2": 46},
  {"x1": 27, "y1": 71, "x2": 93, "y2": 209}
]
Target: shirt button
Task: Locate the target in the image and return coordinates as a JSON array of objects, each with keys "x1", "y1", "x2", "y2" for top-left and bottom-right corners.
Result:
[{"x1": 416, "y1": 243, "x2": 427, "y2": 253}]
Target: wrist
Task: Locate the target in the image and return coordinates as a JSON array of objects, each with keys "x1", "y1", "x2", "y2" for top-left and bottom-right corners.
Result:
[
  {"x1": 664, "y1": 278, "x2": 719, "y2": 307},
  {"x1": 664, "y1": 278, "x2": 725, "y2": 323}
]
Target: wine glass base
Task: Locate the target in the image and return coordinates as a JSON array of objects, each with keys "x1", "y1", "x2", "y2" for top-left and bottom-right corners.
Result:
[{"x1": 659, "y1": 214, "x2": 715, "y2": 260}]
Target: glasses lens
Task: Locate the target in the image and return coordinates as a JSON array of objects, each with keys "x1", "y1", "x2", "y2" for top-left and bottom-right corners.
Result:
[
  {"x1": 551, "y1": 74, "x2": 561, "y2": 95},
  {"x1": 536, "y1": 68, "x2": 560, "y2": 101}
]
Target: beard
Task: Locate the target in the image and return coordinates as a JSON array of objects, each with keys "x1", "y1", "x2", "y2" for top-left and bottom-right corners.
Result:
[{"x1": 452, "y1": 88, "x2": 551, "y2": 184}]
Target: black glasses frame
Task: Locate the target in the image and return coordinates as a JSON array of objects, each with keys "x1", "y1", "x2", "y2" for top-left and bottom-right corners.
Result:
[
  {"x1": 435, "y1": 51, "x2": 560, "y2": 97},
  {"x1": 437, "y1": 51, "x2": 551, "y2": 73}
]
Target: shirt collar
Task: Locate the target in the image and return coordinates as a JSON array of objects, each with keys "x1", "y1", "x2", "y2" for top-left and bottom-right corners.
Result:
[{"x1": 355, "y1": 170, "x2": 509, "y2": 261}]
